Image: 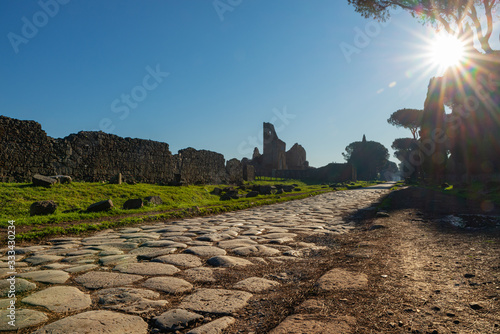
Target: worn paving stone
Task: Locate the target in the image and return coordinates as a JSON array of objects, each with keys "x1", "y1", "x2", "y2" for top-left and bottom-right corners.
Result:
[
  {"x1": 183, "y1": 246, "x2": 227, "y2": 257},
  {"x1": 295, "y1": 299, "x2": 326, "y2": 313},
  {"x1": 187, "y1": 316, "x2": 236, "y2": 334},
  {"x1": 266, "y1": 237, "x2": 295, "y2": 244},
  {"x1": 260, "y1": 232, "x2": 298, "y2": 239},
  {"x1": 0, "y1": 298, "x2": 13, "y2": 309},
  {"x1": 61, "y1": 253, "x2": 97, "y2": 263},
  {"x1": 315, "y1": 268, "x2": 368, "y2": 291},
  {"x1": 114, "y1": 262, "x2": 180, "y2": 276},
  {"x1": 180, "y1": 289, "x2": 253, "y2": 315},
  {"x1": 97, "y1": 287, "x2": 168, "y2": 315},
  {"x1": 232, "y1": 245, "x2": 281, "y2": 257},
  {"x1": 0, "y1": 309, "x2": 48, "y2": 331},
  {"x1": 157, "y1": 226, "x2": 188, "y2": 233},
  {"x1": 153, "y1": 254, "x2": 203, "y2": 268},
  {"x1": 22, "y1": 286, "x2": 91, "y2": 313},
  {"x1": 24, "y1": 255, "x2": 63, "y2": 265},
  {"x1": 42, "y1": 262, "x2": 72, "y2": 270},
  {"x1": 64, "y1": 264, "x2": 99, "y2": 273},
  {"x1": 75, "y1": 271, "x2": 143, "y2": 289},
  {"x1": 234, "y1": 277, "x2": 280, "y2": 293},
  {"x1": 49, "y1": 237, "x2": 82, "y2": 243},
  {"x1": 0, "y1": 269, "x2": 15, "y2": 279},
  {"x1": 129, "y1": 247, "x2": 177, "y2": 259},
  {"x1": 99, "y1": 249, "x2": 124, "y2": 256},
  {"x1": 10, "y1": 262, "x2": 29, "y2": 269},
  {"x1": 182, "y1": 267, "x2": 218, "y2": 283},
  {"x1": 33, "y1": 310, "x2": 148, "y2": 334},
  {"x1": 142, "y1": 240, "x2": 186, "y2": 248},
  {"x1": 207, "y1": 256, "x2": 254, "y2": 268},
  {"x1": 142, "y1": 277, "x2": 193, "y2": 294},
  {"x1": 187, "y1": 241, "x2": 213, "y2": 247},
  {"x1": 118, "y1": 228, "x2": 143, "y2": 233},
  {"x1": 163, "y1": 235, "x2": 193, "y2": 242},
  {"x1": 154, "y1": 309, "x2": 204, "y2": 332},
  {"x1": 0, "y1": 278, "x2": 36, "y2": 297},
  {"x1": 19, "y1": 270, "x2": 69, "y2": 284},
  {"x1": 120, "y1": 232, "x2": 160, "y2": 240},
  {"x1": 65, "y1": 249, "x2": 99, "y2": 256},
  {"x1": 99, "y1": 254, "x2": 137, "y2": 266},
  {"x1": 82, "y1": 239, "x2": 123, "y2": 245},
  {"x1": 86, "y1": 245, "x2": 123, "y2": 253},
  {"x1": 269, "y1": 314, "x2": 356, "y2": 334},
  {"x1": 13, "y1": 246, "x2": 49, "y2": 255},
  {"x1": 241, "y1": 229, "x2": 264, "y2": 236},
  {"x1": 197, "y1": 233, "x2": 232, "y2": 242},
  {"x1": 95, "y1": 242, "x2": 139, "y2": 250},
  {"x1": 0, "y1": 256, "x2": 24, "y2": 266}
]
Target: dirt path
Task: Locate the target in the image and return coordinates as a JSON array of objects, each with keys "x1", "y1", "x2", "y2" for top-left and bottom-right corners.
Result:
[
  {"x1": 230, "y1": 187, "x2": 500, "y2": 333},
  {"x1": 362, "y1": 188, "x2": 500, "y2": 333}
]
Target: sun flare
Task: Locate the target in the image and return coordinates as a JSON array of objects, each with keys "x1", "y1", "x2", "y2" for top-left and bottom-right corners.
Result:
[{"x1": 429, "y1": 34, "x2": 465, "y2": 70}]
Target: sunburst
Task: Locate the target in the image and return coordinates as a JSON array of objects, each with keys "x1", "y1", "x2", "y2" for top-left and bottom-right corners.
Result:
[{"x1": 428, "y1": 33, "x2": 465, "y2": 73}]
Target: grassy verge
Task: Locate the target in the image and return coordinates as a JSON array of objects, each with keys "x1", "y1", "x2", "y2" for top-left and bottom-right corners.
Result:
[
  {"x1": 0, "y1": 180, "x2": 379, "y2": 242},
  {"x1": 423, "y1": 181, "x2": 500, "y2": 205}
]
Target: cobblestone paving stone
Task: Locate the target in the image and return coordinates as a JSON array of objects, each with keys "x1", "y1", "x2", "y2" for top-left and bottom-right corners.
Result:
[{"x1": 0, "y1": 185, "x2": 390, "y2": 333}]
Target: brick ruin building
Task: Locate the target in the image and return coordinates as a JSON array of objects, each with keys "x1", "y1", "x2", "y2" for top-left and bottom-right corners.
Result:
[
  {"x1": 243, "y1": 122, "x2": 355, "y2": 183},
  {"x1": 248, "y1": 123, "x2": 309, "y2": 177}
]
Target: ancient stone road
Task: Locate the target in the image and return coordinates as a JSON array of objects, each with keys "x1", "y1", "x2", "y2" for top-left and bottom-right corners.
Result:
[{"x1": 0, "y1": 184, "x2": 393, "y2": 333}]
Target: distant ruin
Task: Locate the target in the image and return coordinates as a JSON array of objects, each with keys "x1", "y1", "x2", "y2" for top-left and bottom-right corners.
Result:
[
  {"x1": 244, "y1": 122, "x2": 355, "y2": 183},
  {"x1": 249, "y1": 122, "x2": 308, "y2": 176},
  {"x1": 0, "y1": 116, "x2": 246, "y2": 185}
]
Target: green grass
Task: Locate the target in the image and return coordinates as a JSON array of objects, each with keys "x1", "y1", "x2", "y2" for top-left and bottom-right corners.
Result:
[
  {"x1": 390, "y1": 180, "x2": 406, "y2": 191},
  {"x1": 0, "y1": 179, "x2": 379, "y2": 241},
  {"x1": 421, "y1": 181, "x2": 500, "y2": 205}
]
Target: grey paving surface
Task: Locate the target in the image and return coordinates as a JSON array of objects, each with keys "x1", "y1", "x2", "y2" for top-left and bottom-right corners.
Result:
[{"x1": 0, "y1": 184, "x2": 391, "y2": 333}]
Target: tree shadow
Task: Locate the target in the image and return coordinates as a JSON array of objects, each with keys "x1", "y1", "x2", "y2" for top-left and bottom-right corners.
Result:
[{"x1": 347, "y1": 186, "x2": 500, "y2": 237}]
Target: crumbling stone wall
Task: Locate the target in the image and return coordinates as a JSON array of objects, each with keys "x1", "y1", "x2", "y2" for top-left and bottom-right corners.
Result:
[
  {"x1": 173, "y1": 148, "x2": 229, "y2": 185},
  {"x1": 0, "y1": 116, "x2": 243, "y2": 184},
  {"x1": 226, "y1": 158, "x2": 243, "y2": 184},
  {"x1": 0, "y1": 116, "x2": 58, "y2": 182},
  {"x1": 243, "y1": 164, "x2": 255, "y2": 182},
  {"x1": 54, "y1": 131, "x2": 175, "y2": 183}
]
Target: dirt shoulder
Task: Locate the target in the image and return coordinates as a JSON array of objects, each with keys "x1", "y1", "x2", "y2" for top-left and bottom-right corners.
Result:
[{"x1": 228, "y1": 187, "x2": 500, "y2": 333}]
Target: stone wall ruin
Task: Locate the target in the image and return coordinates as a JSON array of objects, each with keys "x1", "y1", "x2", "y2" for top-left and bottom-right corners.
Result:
[{"x1": 0, "y1": 116, "x2": 246, "y2": 184}]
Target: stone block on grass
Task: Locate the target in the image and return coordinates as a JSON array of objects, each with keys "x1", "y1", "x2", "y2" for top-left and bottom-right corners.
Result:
[{"x1": 87, "y1": 199, "x2": 113, "y2": 212}]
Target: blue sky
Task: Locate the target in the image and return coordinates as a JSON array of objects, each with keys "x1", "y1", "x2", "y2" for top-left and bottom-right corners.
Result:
[{"x1": 0, "y1": 0, "x2": 465, "y2": 167}]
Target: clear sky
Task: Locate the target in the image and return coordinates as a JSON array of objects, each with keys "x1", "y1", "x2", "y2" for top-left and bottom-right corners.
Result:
[{"x1": 0, "y1": 0, "x2": 481, "y2": 167}]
